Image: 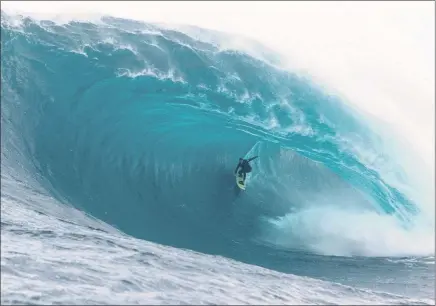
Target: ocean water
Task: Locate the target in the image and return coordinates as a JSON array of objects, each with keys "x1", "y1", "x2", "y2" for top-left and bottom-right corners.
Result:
[{"x1": 1, "y1": 12, "x2": 434, "y2": 305}]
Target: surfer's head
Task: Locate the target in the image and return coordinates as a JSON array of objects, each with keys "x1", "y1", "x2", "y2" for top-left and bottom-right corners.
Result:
[{"x1": 239, "y1": 158, "x2": 243, "y2": 162}]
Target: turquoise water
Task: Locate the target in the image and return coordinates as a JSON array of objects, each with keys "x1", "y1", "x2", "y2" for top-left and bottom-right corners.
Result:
[{"x1": 1, "y1": 13, "x2": 434, "y2": 304}]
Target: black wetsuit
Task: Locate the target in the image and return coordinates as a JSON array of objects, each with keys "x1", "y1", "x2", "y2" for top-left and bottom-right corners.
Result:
[{"x1": 234, "y1": 156, "x2": 258, "y2": 181}]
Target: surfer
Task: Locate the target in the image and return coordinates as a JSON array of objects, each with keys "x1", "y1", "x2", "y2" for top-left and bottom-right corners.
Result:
[{"x1": 234, "y1": 156, "x2": 258, "y2": 182}]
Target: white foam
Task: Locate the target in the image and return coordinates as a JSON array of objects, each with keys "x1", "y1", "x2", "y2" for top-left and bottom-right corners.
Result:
[
  {"x1": 116, "y1": 67, "x2": 186, "y2": 84},
  {"x1": 260, "y1": 206, "x2": 435, "y2": 258},
  {"x1": 100, "y1": 37, "x2": 139, "y2": 55},
  {"x1": 2, "y1": 196, "x2": 433, "y2": 305}
]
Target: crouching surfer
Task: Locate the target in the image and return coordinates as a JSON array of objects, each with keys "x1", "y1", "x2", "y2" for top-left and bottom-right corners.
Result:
[{"x1": 234, "y1": 156, "x2": 258, "y2": 183}]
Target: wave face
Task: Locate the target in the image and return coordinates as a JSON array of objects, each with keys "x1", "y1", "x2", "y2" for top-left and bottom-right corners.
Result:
[{"x1": 1, "y1": 12, "x2": 434, "y2": 304}]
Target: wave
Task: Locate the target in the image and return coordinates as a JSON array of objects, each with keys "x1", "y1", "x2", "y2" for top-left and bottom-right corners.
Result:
[{"x1": 1, "y1": 11, "x2": 433, "y2": 273}]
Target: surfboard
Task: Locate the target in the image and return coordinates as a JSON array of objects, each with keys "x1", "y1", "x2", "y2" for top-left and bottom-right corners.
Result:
[{"x1": 235, "y1": 172, "x2": 246, "y2": 190}]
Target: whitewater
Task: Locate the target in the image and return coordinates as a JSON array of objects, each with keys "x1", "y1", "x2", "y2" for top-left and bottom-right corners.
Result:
[{"x1": 1, "y1": 4, "x2": 434, "y2": 305}]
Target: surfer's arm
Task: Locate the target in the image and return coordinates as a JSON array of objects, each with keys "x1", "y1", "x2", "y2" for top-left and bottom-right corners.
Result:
[
  {"x1": 234, "y1": 163, "x2": 241, "y2": 174},
  {"x1": 248, "y1": 156, "x2": 258, "y2": 162}
]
